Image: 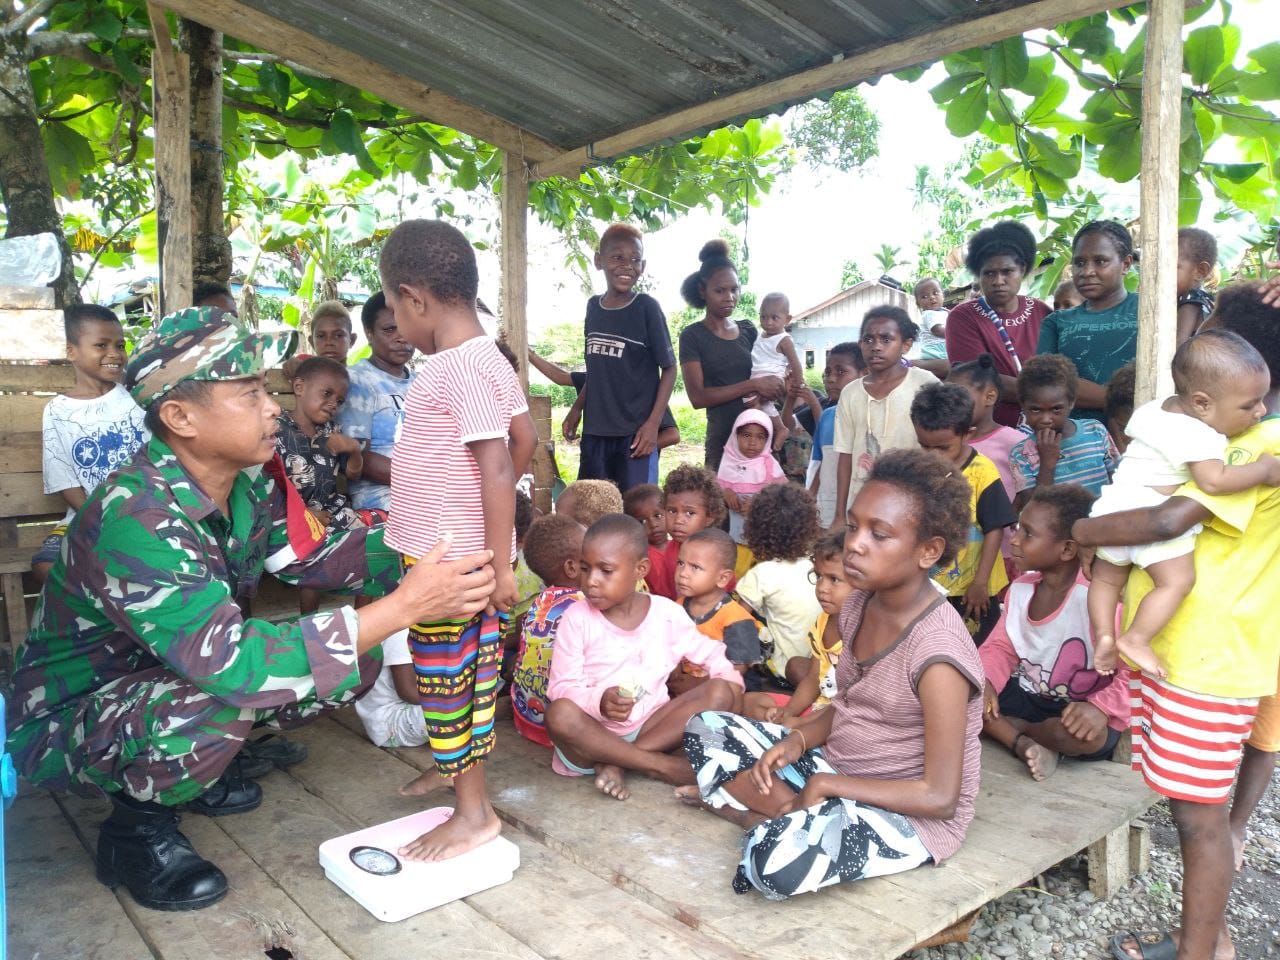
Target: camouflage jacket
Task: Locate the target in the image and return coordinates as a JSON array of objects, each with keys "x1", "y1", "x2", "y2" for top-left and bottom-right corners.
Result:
[{"x1": 7, "y1": 436, "x2": 401, "y2": 762}]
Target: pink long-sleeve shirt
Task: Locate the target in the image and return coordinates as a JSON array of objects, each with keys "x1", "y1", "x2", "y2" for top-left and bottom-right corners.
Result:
[
  {"x1": 547, "y1": 594, "x2": 744, "y2": 742},
  {"x1": 979, "y1": 570, "x2": 1130, "y2": 731}
]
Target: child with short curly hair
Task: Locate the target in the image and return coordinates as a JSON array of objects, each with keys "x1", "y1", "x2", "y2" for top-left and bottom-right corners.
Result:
[
  {"x1": 556, "y1": 479, "x2": 623, "y2": 528},
  {"x1": 645, "y1": 464, "x2": 727, "y2": 600},
  {"x1": 683, "y1": 448, "x2": 986, "y2": 900},
  {"x1": 1009, "y1": 353, "x2": 1118, "y2": 510},
  {"x1": 736, "y1": 483, "x2": 822, "y2": 687}
]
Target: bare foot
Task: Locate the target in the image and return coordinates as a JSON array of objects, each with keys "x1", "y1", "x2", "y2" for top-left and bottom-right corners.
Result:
[
  {"x1": 674, "y1": 784, "x2": 703, "y2": 806},
  {"x1": 594, "y1": 764, "x2": 630, "y2": 800},
  {"x1": 1093, "y1": 633, "x2": 1118, "y2": 675},
  {"x1": 673, "y1": 786, "x2": 767, "y2": 830},
  {"x1": 398, "y1": 770, "x2": 447, "y2": 797},
  {"x1": 1015, "y1": 734, "x2": 1060, "y2": 781},
  {"x1": 398, "y1": 803, "x2": 501, "y2": 862},
  {"x1": 1232, "y1": 828, "x2": 1246, "y2": 871},
  {"x1": 1116, "y1": 632, "x2": 1167, "y2": 679}
]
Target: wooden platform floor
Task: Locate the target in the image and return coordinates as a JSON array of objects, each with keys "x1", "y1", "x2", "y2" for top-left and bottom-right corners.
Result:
[{"x1": 6, "y1": 709, "x2": 1155, "y2": 960}]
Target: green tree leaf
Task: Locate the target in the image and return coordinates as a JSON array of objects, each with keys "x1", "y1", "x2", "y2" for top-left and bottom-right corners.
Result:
[
  {"x1": 983, "y1": 38, "x2": 1029, "y2": 90},
  {"x1": 930, "y1": 71, "x2": 983, "y2": 104},
  {"x1": 945, "y1": 82, "x2": 989, "y2": 137},
  {"x1": 1096, "y1": 121, "x2": 1142, "y2": 181},
  {"x1": 329, "y1": 109, "x2": 380, "y2": 176},
  {"x1": 1185, "y1": 25, "x2": 1227, "y2": 85}
]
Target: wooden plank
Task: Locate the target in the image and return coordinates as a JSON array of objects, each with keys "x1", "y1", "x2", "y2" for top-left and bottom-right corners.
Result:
[
  {"x1": 0, "y1": 432, "x2": 43, "y2": 474},
  {"x1": 0, "y1": 309, "x2": 64, "y2": 360},
  {"x1": 150, "y1": 4, "x2": 194, "y2": 315},
  {"x1": 500, "y1": 151, "x2": 530, "y2": 392},
  {"x1": 0, "y1": 284, "x2": 56, "y2": 309},
  {"x1": 57, "y1": 793, "x2": 352, "y2": 960},
  {"x1": 287, "y1": 718, "x2": 754, "y2": 960},
  {"x1": 216, "y1": 768, "x2": 548, "y2": 960},
  {"x1": 0, "y1": 394, "x2": 51, "y2": 432},
  {"x1": 0, "y1": 470, "x2": 64, "y2": 518},
  {"x1": 1134, "y1": 0, "x2": 1183, "y2": 405},
  {"x1": 2, "y1": 571, "x2": 28, "y2": 655},
  {"x1": 0, "y1": 360, "x2": 74, "y2": 393},
  {"x1": 532, "y1": 0, "x2": 1130, "y2": 178},
  {"x1": 6, "y1": 793, "x2": 156, "y2": 960},
  {"x1": 154, "y1": 0, "x2": 560, "y2": 162}
]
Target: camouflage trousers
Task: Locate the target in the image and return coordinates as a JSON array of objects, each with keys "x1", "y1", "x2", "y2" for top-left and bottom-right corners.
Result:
[{"x1": 23, "y1": 660, "x2": 377, "y2": 806}]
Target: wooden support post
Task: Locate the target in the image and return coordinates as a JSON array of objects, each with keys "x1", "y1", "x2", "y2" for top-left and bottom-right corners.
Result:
[
  {"x1": 1134, "y1": 0, "x2": 1184, "y2": 404},
  {"x1": 1129, "y1": 820, "x2": 1151, "y2": 877},
  {"x1": 500, "y1": 150, "x2": 530, "y2": 392},
  {"x1": 148, "y1": 4, "x2": 193, "y2": 317},
  {"x1": 1088, "y1": 823, "x2": 1132, "y2": 898}
]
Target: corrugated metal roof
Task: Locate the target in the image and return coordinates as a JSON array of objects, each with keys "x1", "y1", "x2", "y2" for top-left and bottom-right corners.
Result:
[{"x1": 240, "y1": 0, "x2": 1034, "y2": 150}]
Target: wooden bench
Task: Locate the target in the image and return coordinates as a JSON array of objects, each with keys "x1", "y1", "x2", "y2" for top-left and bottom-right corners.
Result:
[{"x1": 9, "y1": 710, "x2": 1154, "y2": 959}]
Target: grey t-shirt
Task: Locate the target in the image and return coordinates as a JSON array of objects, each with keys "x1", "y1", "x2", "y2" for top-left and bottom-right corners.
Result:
[{"x1": 679, "y1": 319, "x2": 757, "y2": 470}]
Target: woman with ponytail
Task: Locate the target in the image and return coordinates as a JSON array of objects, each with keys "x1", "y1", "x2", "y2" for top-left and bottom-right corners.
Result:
[{"x1": 678, "y1": 240, "x2": 786, "y2": 470}]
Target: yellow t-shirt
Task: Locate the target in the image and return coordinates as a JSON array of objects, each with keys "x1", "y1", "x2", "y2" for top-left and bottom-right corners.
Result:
[
  {"x1": 933, "y1": 451, "x2": 1014, "y2": 599},
  {"x1": 1124, "y1": 419, "x2": 1280, "y2": 698},
  {"x1": 806, "y1": 611, "x2": 841, "y2": 708}
]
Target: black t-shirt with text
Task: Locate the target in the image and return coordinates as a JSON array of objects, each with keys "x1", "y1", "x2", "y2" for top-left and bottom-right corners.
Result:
[{"x1": 583, "y1": 293, "x2": 675, "y2": 438}]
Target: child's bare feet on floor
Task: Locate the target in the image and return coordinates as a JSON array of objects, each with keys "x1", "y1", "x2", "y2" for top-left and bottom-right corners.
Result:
[
  {"x1": 1116, "y1": 632, "x2": 1167, "y2": 678},
  {"x1": 399, "y1": 770, "x2": 447, "y2": 797},
  {"x1": 1014, "y1": 733, "x2": 1059, "y2": 781},
  {"x1": 398, "y1": 804, "x2": 501, "y2": 861},
  {"x1": 594, "y1": 764, "x2": 629, "y2": 800}
]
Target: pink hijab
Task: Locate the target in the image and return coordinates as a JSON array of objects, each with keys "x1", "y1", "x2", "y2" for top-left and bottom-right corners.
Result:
[{"x1": 717, "y1": 409, "x2": 786, "y2": 494}]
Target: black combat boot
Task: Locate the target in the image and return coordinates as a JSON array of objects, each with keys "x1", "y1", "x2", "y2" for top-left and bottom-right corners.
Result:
[
  {"x1": 96, "y1": 792, "x2": 228, "y2": 911},
  {"x1": 186, "y1": 756, "x2": 263, "y2": 817}
]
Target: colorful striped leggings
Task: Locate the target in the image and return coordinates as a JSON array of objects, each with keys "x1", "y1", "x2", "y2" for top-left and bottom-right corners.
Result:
[{"x1": 408, "y1": 610, "x2": 503, "y2": 776}]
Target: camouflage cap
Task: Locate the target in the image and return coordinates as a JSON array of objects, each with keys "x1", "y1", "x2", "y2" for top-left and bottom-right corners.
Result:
[{"x1": 126, "y1": 306, "x2": 298, "y2": 408}]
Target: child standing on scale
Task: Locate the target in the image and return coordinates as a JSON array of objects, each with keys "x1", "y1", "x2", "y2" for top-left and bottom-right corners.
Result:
[
  {"x1": 717, "y1": 409, "x2": 787, "y2": 542},
  {"x1": 735, "y1": 483, "x2": 822, "y2": 688},
  {"x1": 35, "y1": 305, "x2": 148, "y2": 584},
  {"x1": 743, "y1": 531, "x2": 853, "y2": 725},
  {"x1": 669, "y1": 528, "x2": 763, "y2": 698},
  {"x1": 645, "y1": 464, "x2": 727, "y2": 600},
  {"x1": 911, "y1": 383, "x2": 1016, "y2": 644},
  {"x1": 806, "y1": 343, "x2": 866, "y2": 529},
  {"x1": 948, "y1": 353, "x2": 1024, "y2": 578},
  {"x1": 510, "y1": 514, "x2": 586, "y2": 747},
  {"x1": 980, "y1": 484, "x2": 1130, "y2": 781},
  {"x1": 1087, "y1": 329, "x2": 1280, "y2": 678},
  {"x1": 1175, "y1": 227, "x2": 1218, "y2": 345},
  {"x1": 546, "y1": 515, "x2": 743, "y2": 800},
  {"x1": 1009, "y1": 354, "x2": 1118, "y2": 510},
  {"x1": 832, "y1": 306, "x2": 937, "y2": 528},
  {"x1": 379, "y1": 220, "x2": 537, "y2": 861},
  {"x1": 578, "y1": 224, "x2": 676, "y2": 493},
  {"x1": 746, "y1": 293, "x2": 803, "y2": 450},
  {"x1": 681, "y1": 449, "x2": 985, "y2": 900}
]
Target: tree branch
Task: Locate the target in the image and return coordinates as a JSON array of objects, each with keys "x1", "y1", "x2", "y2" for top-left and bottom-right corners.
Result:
[
  {"x1": 222, "y1": 49, "x2": 328, "y2": 78},
  {"x1": 225, "y1": 95, "x2": 428, "y2": 131},
  {"x1": 26, "y1": 28, "x2": 149, "y2": 57},
  {"x1": 6, "y1": 0, "x2": 57, "y2": 35}
]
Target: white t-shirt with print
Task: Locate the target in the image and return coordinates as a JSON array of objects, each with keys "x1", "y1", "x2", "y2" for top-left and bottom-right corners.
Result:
[
  {"x1": 354, "y1": 629, "x2": 427, "y2": 748},
  {"x1": 42, "y1": 384, "x2": 148, "y2": 522}
]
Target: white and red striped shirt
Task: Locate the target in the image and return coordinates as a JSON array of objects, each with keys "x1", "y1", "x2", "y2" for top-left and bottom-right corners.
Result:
[{"x1": 386, "y1": 336, "x2": 527, "y2": 563}]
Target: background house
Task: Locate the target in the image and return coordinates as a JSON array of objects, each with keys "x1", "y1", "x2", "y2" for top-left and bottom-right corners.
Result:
[{"x1": 788, "y1": 279, "x2": 915, "y2": 371}]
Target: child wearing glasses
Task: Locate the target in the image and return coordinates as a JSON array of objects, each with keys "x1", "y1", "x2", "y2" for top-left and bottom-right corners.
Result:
[{"x1": 577, "y1": 224, "x2": 677, "y2": 492}]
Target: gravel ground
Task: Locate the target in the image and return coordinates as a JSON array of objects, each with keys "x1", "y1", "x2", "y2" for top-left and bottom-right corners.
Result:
[{"x1": 904, "y1": 766, "x2": 1280, "y2": 960}]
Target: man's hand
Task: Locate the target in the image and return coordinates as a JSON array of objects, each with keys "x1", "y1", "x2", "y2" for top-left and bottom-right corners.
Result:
[
  {"x1": 631, "y1": 420, "x2": 659, "y2": 458},
  {"x1": 1060, "y1": 701, "x2": 1107, "y2": 745},
  {"x1": 562, "y1": 408, "x2": 581, "y2": 442},
  {"x1": 963, "y1": 581, "x2": 989, "y2": 619},
  {"x1": 398, "y1": 538, "x2": 496, "y2": 624},
  {"x1": 599, "y1": 686, "x2": 636, "y2": 723}
]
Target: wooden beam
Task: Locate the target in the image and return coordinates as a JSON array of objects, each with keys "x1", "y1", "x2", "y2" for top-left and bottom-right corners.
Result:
[
  {"x1": 533, "y1": 0, "x2": 1129, "y2": 179},
  {"x1": 500, "y1": 151, "x2": 530, "y2": 393},
  {"x1": 1134, "y1": 0, "x2": 1183, "y2": 404},
  {"x1": 148, "y1": 4, "x2": 193, "y2": 316},
  {"x1": 153, "y1": 0, "x2": 560, "y2": 162}
]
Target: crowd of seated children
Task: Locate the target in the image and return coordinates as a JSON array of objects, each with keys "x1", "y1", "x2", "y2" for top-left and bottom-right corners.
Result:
[
  {"x1": 716, "y1": 409, "x2": 786, "y2": 542},
  {"x1": 911, "y1": 383, "x2": 1016, "y2": 644},
  {"x1": 545, "y1": 515, "x2": 742, "y2": 800},
  {"x1": 979, "y1": 484, "x2": 1130, "y2": 781},
  {"x1": 1009, "y1": 353, "x2": 1118, "y2": 509},
  {"x1": 668, "y1": 528, "x2": 762, "y2": 697},
  {"x1": 1086, "y1": 329, "x2": 1280, "y2": 678},
  {"x1": 511, "y1": 514, "x2": 586, "y2": 747},
  {"x1": 645, "y1": 464, "x2": 726, "y2": 600},
  {"x1": 734, "y1": 483, "x2": 822, "y2": 688},
  {"x1": 680, "y1": 449, "x2": 985, "y2": 900}
]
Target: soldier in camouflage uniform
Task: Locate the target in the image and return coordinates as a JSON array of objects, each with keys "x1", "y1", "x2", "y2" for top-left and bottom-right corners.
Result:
[{"x1": 6, "y1": 307, "x2": 496, "y2": 911}]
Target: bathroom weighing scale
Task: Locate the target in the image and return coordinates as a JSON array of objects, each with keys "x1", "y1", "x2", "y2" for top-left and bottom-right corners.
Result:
[{"x1": 319, "y1": 807, "x2": 519, "y2": 922}]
